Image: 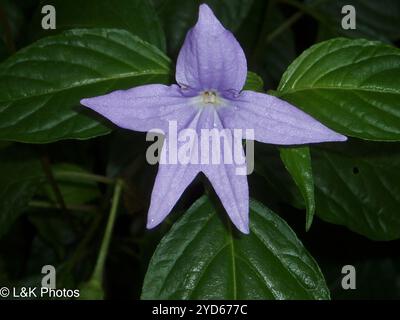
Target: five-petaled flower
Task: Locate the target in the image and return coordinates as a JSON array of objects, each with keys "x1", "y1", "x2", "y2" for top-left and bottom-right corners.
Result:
[{"x1": 81, "y1": 4, "x2": 346, "y2": 234}]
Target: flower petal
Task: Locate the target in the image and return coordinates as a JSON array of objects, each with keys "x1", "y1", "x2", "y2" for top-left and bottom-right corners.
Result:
[
  {"x1": 200, "y1": 108, "x2": 249, "y2": 234},
  {"x1": 147, "y1": 160, "x2": 200, "y2": 229},
  {"x1": 175, "y1": 4, "x2": 247, "y2": 94},
  {"x1": 220, "y1": 90, "x2": 347, "y2": 145},
  {"x1": 147, "y1": 111, "x2": 202, "y2": 229},
  {"x1": 203, "y1": 164, "x2": 249, "y2": 234},
  {"x1": 81, "y1": 84, "x2": 196, "y2": 133}
]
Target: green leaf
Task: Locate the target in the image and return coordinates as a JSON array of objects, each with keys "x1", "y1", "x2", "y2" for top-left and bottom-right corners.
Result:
[
  {"x1": 0, "y1": 28, "x2": 171, "y2": 143},
  {"x1": 141, "y1": 196, "x2": 330, "y2": 300},
  {"x1": 0, "y1": 146, "x2": 44, "y2": 238},
  {"x1": 308, "y1": 0, "x2": 400, "y2": 43},
  {"x1": 277, "y1": 38, "x2": 400, "y2": 141},
  {"x1": 30, "y1": 0, "x2": 166, "y2": 51},
  {"x1": 254, "y1": 143, "x2": 305, "y2": 210},
  {"x1": 312, "y1": 140, "x2": 400, "y2": 241},
  {"x1": 154, "y1": 0, "x2": 253, "y2": 56},
  {"x1": 243, "y1": 71, "x2": 264, "y2": 92},
  {"x1": 280, "y1": 147, "x2": 315, "y2": 231}
]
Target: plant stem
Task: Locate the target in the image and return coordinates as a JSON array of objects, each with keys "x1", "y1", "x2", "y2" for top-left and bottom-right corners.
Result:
[
  {"x1": 55, "y1": 170, "x2": 115, "y2": 185},
  {"x1": 278, "y1": 0, "x2": 329, "y2": 24},
  {"x1": 78, "y1": 179, "x2": 123, "y2": 299},
  {"x1": 0, "y1": 5, "x2": 16, "y2": 53},
  {"x1": 40, "y1": 155, "x2": 67, "y2": 212},
  {"x1": 67, "y1": 213, "x2": 103, "y2": 270},
  {"x1": 266, "y1": 11, "x2": 303, "y2": 45},
  {"x1": 91, "y1": 178, "x2": 123, "y2": 282}
]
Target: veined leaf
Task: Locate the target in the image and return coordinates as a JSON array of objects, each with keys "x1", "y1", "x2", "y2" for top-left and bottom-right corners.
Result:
[
  {"x1": 254, "y1": 143, "x2": 305, "y2": 210},
  {"x1": 278, "y1": 38, "x2": 400, "y2": 141},
  {"x1": 312, "y1": 140, "x2": 400, "y2": 241},
  {"x1": 280, "y1": 146, "x2": 315, "y2": 231},
  {"x1": 0, "y1": 28, "x2": 171, "y2": 143},
  {"x1": 141, "y1": 196, "x2": 330, "y2": 300}
]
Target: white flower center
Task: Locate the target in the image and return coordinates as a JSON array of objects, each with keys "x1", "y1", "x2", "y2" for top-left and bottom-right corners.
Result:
[{"x1": 202, "y1": 91, "x2": 218, "y2": 104}]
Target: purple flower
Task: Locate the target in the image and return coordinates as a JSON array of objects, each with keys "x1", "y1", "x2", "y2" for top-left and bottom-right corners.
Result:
[{"x1": 81, "y1": 4, "x2": 346, "y2": 234}]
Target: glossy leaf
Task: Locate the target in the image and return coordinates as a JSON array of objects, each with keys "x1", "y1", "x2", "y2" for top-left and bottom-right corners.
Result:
[
  {"x1": 254, "y1": 143, "x2": 305, "y2": 210},
  {"x1": 278, "y1": 38, "x2": 400, "y2": 141},
  {"x1": 312, "y1": 140, "x2": 400, "y2": 241},
  {"x1": 141, "y1": 196, "x2": 330, "y2": 299},
  {"x1": 0, "y1": 146, "x2": 44, "y2": 238},
  {"x1": 30, "y1": 0, "x2": 166, "y2": 51},
  {"x1": 280, "y1": 147, "x2": 315, "y2": 231},
  {"x1": 0, "y1": 28, "x2": 171, "y2": 143}
]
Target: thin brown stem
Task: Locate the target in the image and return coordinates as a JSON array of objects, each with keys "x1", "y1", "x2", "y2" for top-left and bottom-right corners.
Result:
[
  {"x1": 266, "y1": 11, "x2": 303, "y2": 45},
  {"x1": 0, "y1": 5, "x2": 16, "y2": 54},
  {"x1": 40, "y1": 155, "x2": 67, "y2": 212}
]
